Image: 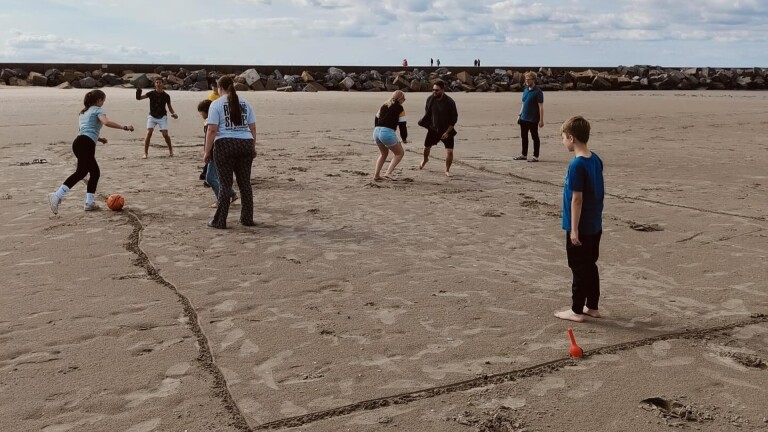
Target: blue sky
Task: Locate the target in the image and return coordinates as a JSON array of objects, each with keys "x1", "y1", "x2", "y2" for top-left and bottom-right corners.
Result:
[{"x1": 1, "y1": 0, "x2": 766, "y2": 67}]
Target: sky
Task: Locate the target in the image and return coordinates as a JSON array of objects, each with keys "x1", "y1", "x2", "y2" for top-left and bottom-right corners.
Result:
[{"x1": 1, "y1": 0, "x2": 766, "y2": 67}]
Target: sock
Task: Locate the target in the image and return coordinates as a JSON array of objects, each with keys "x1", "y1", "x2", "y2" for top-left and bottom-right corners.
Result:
[
  {"x1": 54, "y1": 185, "x2": 69, "y2": 201},
  {"x1": 85, "y1": 193, "x2": 95, "y2": 205}
]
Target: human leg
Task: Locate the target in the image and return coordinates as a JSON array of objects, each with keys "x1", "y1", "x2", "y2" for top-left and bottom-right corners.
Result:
[
  {"x1": 421, "y1": 130, "x2": 440, "y2": 169},
  {"x1": 582, "y1": 232, "x2": 602, "y2": 313},
  {"x1": 374, "y1": 144, "x2": 389, "y2": 180},
  {"x1": 143, "y1": 129, "x2": 153, "y2": 158},
  {"x1": 530, "y1": 123, "x2": 541, "y2": 158},
  {"x1": 384, "y1": 143, "x2": 404, "y2": 177},
  {"x1": 519, "y1": 121, "x2": 531, "y2": 157},
  {"x1": 230, "y1": 140, "x2": 255, "y2": 225},
  {"x1": 442, "y1": 137, "x2": 455, "y2": 176},
  {"x1": 209, "y1": 140, "x2": 237, "y2": 228},
  {"x1": 161, "y1": 129, "x2": 173, "y2": 156}
]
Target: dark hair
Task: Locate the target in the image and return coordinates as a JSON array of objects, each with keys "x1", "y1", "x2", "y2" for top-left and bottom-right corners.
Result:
[
  {"x1": 81, "y1": 89, "x2": 106, "y2": 114},
  {"x1": 154, "y1": 77, "x2": 163, "y2": 83},
  {"x1": 197, "y1": 99, "x2": 212, "y2": 116},
  {"x1": 433, "y1": 80, "x2": 446, "y2": 90},
  {"x1": 560, "y1": 116, "x2": 591, "y2": 144},
  {"x1": 217, "y1": 76, "x2": 242, "y2": 126}
]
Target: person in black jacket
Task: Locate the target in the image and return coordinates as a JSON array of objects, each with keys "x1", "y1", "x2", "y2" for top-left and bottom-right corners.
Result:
[
  {"x1": 419, "y1": 80, "x2": 458, "y2": 176},
  {"x1": 372, "y1": 90, "x2": 408, "y2": 181}
]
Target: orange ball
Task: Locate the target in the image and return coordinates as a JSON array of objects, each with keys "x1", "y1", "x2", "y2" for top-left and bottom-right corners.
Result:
[{"x1": 106, "y1": 194, "x2": 125, "y2": 211}]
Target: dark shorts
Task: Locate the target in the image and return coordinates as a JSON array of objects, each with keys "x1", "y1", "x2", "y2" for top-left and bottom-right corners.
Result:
[{"x1": 424, "y1": 129, "x2": 455, "y2": 149}]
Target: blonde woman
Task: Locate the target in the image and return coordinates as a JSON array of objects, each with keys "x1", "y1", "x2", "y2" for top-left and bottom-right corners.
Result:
[{"x1": 372, "y1": 90, "x2": 408, "y2": 180}]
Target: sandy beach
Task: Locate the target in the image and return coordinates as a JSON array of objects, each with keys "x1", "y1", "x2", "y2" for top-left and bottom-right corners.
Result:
[{"x1": 1, "y1": 87, "x2": 767, "y2": 432}]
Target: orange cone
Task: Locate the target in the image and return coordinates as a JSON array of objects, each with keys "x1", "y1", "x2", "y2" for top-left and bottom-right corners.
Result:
[{"x1": 567, "y1": 328, "x2": 583, "y2": 358}]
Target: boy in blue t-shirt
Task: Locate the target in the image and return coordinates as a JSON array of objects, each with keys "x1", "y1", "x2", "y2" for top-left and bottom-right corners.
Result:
[{"x1": 555, "y1": 116, "x2": 605, "y2": 323}]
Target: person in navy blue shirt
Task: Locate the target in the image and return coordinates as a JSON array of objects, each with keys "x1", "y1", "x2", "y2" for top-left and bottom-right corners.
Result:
[
  {"x1": 514, "y1": 72, "x2": 544, "y2": 162},
  {"x1": 555, "y1": 116, "x2": 605, "y2": 323}
]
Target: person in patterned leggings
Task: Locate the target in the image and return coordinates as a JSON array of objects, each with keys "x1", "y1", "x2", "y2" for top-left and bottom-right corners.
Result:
[{"x1": 203, "y1": 76, "x2": 257, "y2": 229}]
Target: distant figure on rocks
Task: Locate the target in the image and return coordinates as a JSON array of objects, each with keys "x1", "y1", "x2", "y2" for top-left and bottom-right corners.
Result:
[
  {"x1": 402, "y1": 59, "x2": 408, "y2": 68},
  {"x1": 418, "y1": 80, "x2": 458, "y2": 177},
  {"x1": 514, "y1": 72, "x2": 544, "y2": 162},
  {"x1": 436, "y1": 59, "x2": 441, "y2": 67},
  {"x1": 430, "y1": 58, "x2": 434, "y2": 67},
  {"x1": 554, "y1": 116, "x2": 604, "y2": 323},
  {"x1": 136, "y1": 77, "x2": 177, "y2": 158},
  {"x1": 372, "y1": 90, "x2": 408, "y2": 181},
  {"x1": 477, "y1": 59, "x2": 481, "y2": 67},
  {"x1": 474, "y1": 59, "x2": 478, "y2": 67},
  {"x1": 47, "y1": 90, "x2": 134, "y2": 214}
]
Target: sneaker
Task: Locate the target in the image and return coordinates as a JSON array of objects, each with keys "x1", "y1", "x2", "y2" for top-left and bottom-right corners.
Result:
[
  {"x1": 513, "y1": 155, "x2": 527, "y2": 161},
  {"x1": 47, "y1": 193, "x2": 60, "y2": 215},
  {"x1": 528, "y1": 156, "x2": 539, "y2": 162},
  {"x1": 84, "y1": 202, "x2": 101, "y2": 211}
]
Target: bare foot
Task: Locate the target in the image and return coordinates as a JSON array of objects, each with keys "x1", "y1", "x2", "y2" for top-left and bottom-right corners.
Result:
[
  {"x1": 373, "y1": 176, "x2": 383, "y2": 182},
  {"x1": 583, "y1": 307, "x2": 602, "y2": 318},
  {"x1": 210, "y1": 202, "x2": 217, "y2": 208},
  {"x1": 382, "y1": 175, "x2": 395, "y2": 181},
  {"x1": 169, "y1": 153, "x2": 174, "y2": 157},
  {"x1": 230, "y1": 195, "x2": 239, "y2": 205},
  {"x1": 445, "y1": 171, "x2": 451, "y2": 177},
  {"x1": 420, "y1": 157, "x2": 428, "y2": 169},
  {"x1": 142, "y1": 154, "x2": 148, "y2": 159},
  {"x1": 554, "y1": 310, "x2": 585, "y2": 322}
]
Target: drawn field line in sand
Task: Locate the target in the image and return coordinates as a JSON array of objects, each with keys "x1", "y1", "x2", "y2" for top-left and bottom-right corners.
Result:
[{"x1": 110, "y1": 165, "x2": 767, "y2": 431}]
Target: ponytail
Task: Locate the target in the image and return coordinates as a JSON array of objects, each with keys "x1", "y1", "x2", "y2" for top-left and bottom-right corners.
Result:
[
  {"x1": 81, "y1": 89, "x2": 106, "y2": 114},
  {"x1": 217, "y1": 76, "x2": 243, "y2": 126},
  {"x1": 386, "y1": 90, "x2": 404, "y2": 108}
]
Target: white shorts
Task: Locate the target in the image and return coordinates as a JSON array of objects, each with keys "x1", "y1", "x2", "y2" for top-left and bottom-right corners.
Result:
[{"x1": 146, "y1": 115, "x2": 168, "y2": 130}]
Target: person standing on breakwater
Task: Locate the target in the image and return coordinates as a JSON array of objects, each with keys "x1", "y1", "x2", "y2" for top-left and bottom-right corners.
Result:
[
  {"x1": 372, "y1": 90, "x2": 408, "y2": 181},
  {"x1": 47, "y1": 90, "x2": 134, "y2": 214},
  {"x1": 418, "y1": 80, "x2": 458, "y2": 177},
  {"x1": 554, "y1": 116, "x2": 605, "y2": 323},
  {"x1": 136, "y1": 77, "x2": 178, "y2": 159},
  {"x1": 514, "y1": 71, "x2": 544, "y2": 162},
  {"x1": 203, "y1": 76, "x2": 257, "y2": 229}
]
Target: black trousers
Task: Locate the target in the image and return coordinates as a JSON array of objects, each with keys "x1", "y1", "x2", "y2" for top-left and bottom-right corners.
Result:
[
  {"x1": 64, "y1": 135, "x2": 100, "y2": 193},
  {"x1": 210, "y1": 138, "x2": 254, "y2": 228},
  {"x1": 566, "y1": 231, "x2": 602, "y2": 314},
  {"x1": 519, "y1": 120, "x2": 540, "y2": 157}
]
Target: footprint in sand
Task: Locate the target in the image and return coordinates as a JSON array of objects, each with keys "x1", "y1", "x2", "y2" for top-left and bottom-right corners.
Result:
[
  {"x1": 479, "y1": 397, "x2": 526, "y2": 410},
  {"x1": 280, "y1": 401, "x2": 308, "y2": 416},
  {"x1": 125, "y1": 418, "x2": 162, "y2": 432},
  {"x1": 530, "y1": 377, "x2": 566, "y2": 397},
  {"x1": 125, "y1": 378, "x2": 181, "y2": 408},
  {"x1": 253, "y1": 350, "x2": 294, "y2": 390},
  {"x1": 220, "y1": 328, "x2": 245, "y2": 351},
  {"x1": 165, "y1": 362, "x2": 191, "y2": 377},
  {"x1": 239, "y1": 339, "x2": 260, "y2": 356},
  {"x1": 566, "y1": 381, "x2": 603, "y2": 399},
  {"x1": 368, "y1": 308, "x2": 407, "y2": 325},
  {"x1": 213, "y1": 299, "x2": 238, "y2": 313}
]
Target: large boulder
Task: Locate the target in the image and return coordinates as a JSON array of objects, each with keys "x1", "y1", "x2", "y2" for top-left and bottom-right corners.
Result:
[
  {"x1": 239, "y1": 68, "x2": 261, "y2": 86},
  {"x1": 265, "y1": 77, "x2": 278, "y2": 91},
  {"x1": 328, "y1": 67, "x2": 345, "y2": 81},
  {"x1": 301, "y1": 71, "x2": 314, "y2": 82},
  {"x1": 250, "y1": 80, "x2": 265, "y2": 91},
  {"x1": 340, "y1": 76, "x2": 356, "y2": 90},
  {"x1": 303, "y1": 81, "x2": 327, "y2": 92},
  {"x1": 125, "y1": 73, "x2": 151, "y2": 89},
  {"x1": 79, "y1": 77, "x2": 96, "y2": 88},
  {"x1": 234, "y1": 82, "x2": 249, "y2": 92},
  {"x1": 457, "y1": 71, "x2": 472, "y2": 84},
  {"x1": 29, "y1": 71, "x2": 48, "y2": 86}
]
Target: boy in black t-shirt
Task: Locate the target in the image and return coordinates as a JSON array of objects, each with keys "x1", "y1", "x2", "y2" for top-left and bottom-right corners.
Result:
[{"x1": 136, "y1": 77, "x2": 177, "y2": 158}]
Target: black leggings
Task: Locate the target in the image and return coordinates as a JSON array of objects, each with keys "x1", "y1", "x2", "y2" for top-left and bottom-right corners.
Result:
[
  {"x1": 64, "y1": 135, "x2": 100, "y2": 193},
  {"x1": 519, "y1": 120, "x2": 540, "y2": 157}
]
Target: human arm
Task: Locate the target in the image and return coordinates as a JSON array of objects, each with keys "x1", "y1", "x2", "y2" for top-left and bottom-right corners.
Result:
[
  {"x1": 135, "y1": 88, "x2": 148, "y2": 100},
  {"x1": 399, "y1": 122, "x2": 408, "y2": 143},
  {"x1": 167, "y1": 97, "x2": 178, "y2": 119},
  {"x1": 249, "y1": 123, "x2": 257, "y2": 157},
  {"x1": 538, "y1": 102, "x2": 544, "y2": 128},
  {"x1": 570, "y1": 191, "x2": 583, "y2": 246},
  {"x1": 203, "y1": 124, "x2": 218, "y2": 163},
  {"x1": 98, "y1": 114, "x2": 134, "y2": 131},
  {"x1": 440, "y1": 99, "x2": 458, "y2": 140}
]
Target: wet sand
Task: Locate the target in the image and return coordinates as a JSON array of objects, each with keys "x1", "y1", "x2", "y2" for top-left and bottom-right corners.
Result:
[{"x1": 1, "y1": 87, "x2": 767, "y2": 432}]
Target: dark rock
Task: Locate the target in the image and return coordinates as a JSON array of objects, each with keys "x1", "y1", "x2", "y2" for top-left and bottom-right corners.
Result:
[{"x1": 79, "y1": 77, "x2": 96, "y2": 88}]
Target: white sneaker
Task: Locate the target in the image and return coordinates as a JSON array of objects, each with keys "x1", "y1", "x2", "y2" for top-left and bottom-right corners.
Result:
[
  {"x1": 84, "y1": 202, "x2": 100, "y2": 211},
  {"x1": 48, "y1": 193, "x2": 60, "y2": 215}
]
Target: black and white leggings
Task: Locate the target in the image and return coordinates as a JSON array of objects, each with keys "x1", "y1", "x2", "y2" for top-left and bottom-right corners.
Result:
[{"x1": 210, "y1": 138, "x2": 255, "y2": 228}]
